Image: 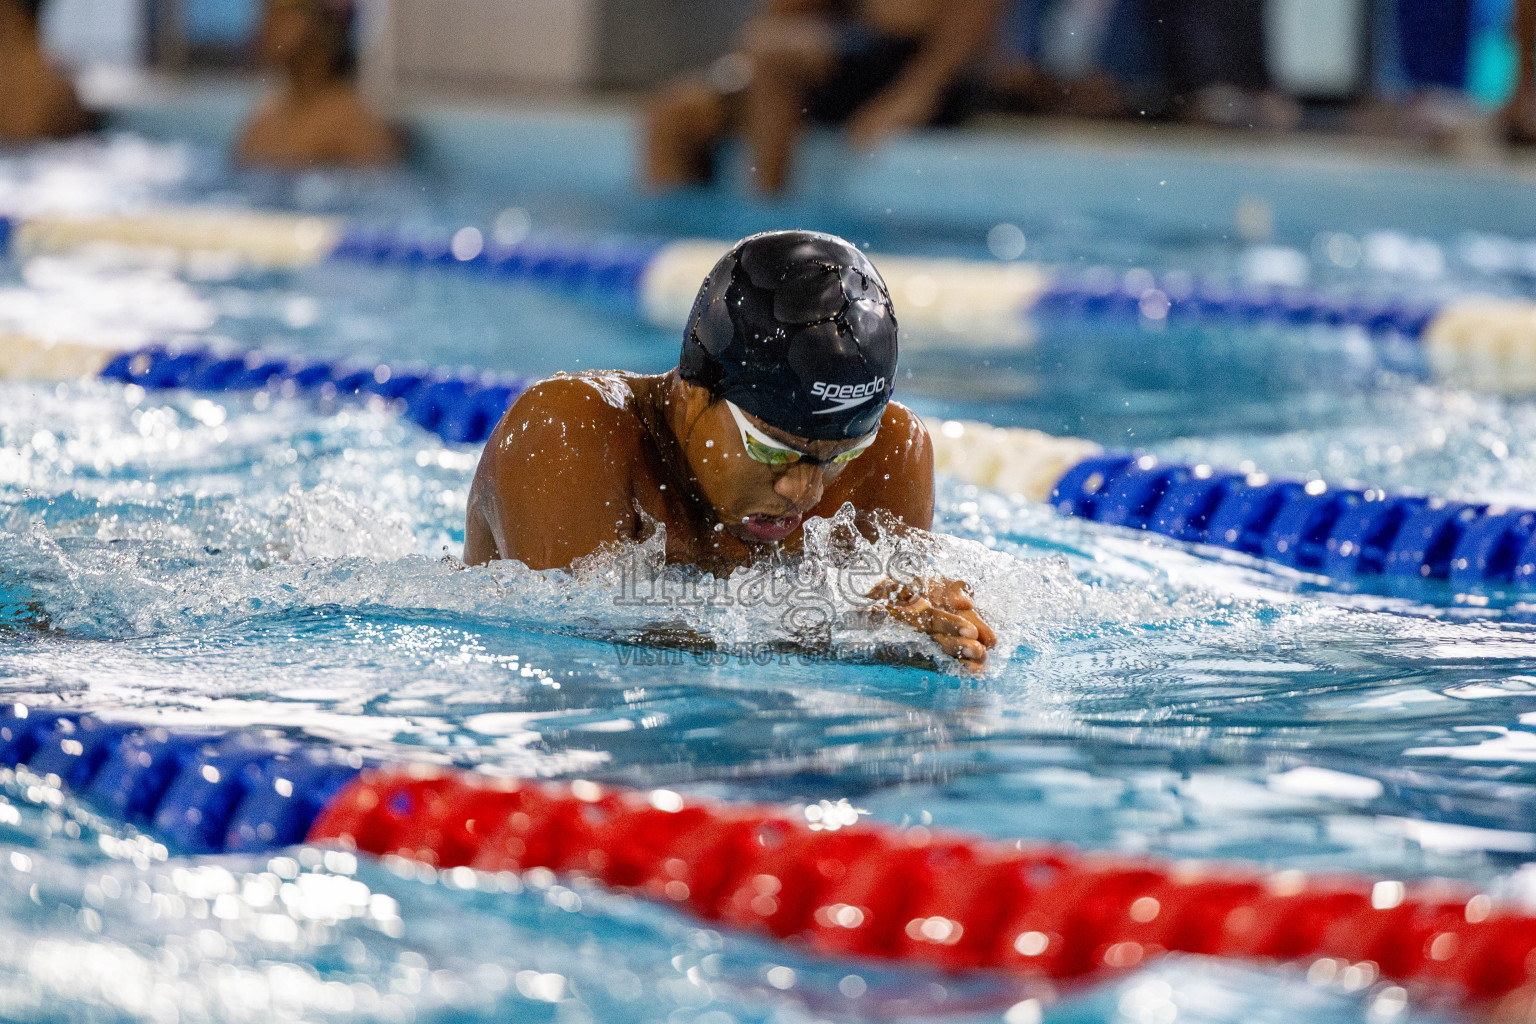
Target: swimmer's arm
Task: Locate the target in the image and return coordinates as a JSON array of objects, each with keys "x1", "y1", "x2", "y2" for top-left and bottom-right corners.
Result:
[
  {"x1": 846, "y1": 0, "x2": 1004, "y2": 146},
  {"x1": 464, "y1": 379, "x2": 642, "y2": 570}
]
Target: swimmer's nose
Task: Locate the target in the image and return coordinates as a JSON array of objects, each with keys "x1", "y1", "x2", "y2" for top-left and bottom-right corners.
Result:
[{"x1": 773, "y1": 464, "x2": 824, "y2": 510}]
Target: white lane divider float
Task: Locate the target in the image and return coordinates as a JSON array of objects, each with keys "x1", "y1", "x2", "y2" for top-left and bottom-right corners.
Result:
[{"x1": 7, "y1": 209, "x2": 1536, "y2": 390}]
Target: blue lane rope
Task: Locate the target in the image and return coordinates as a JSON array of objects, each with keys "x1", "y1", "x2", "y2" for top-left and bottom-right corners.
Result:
[
  {"x1": 328, "y1": 225, "x2": 667, "y2": 307},
  {"x1": 97, "y1": 344, "x2": 528, "y2": 446},
  {"x1": 1034, "y1": 272, "x2": 1443, "y2": 341},
  {"x1": 322, "y1": 229, "x2": 1450, "y2": 341},
  {"x1": 0, "y1": 703, "x2": 362, "y2": 855},
  {"x1": 1050, "y1": 454, "x2": 1536, "y2": 592}
]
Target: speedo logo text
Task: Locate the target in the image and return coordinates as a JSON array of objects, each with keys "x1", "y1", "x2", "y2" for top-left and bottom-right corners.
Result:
[{"x1": 810, "y1": 377, "x2": 887, "y2": 414}]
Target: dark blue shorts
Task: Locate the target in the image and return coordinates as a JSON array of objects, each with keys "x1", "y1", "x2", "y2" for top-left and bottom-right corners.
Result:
[{"x1": 804, "y1": 27, "x2": 980, "y2": 126}]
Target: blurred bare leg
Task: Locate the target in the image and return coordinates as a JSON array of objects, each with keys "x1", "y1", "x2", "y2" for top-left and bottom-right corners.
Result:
[
  {"x1": 743, "y1": 63, "x2": 807, "y2": 193},
  {"x1": 741, "y1": 17, "x2": 835, "y2": 194},
  {"x1": 644, "y1": 81, "x2": 729, "y2": 190}
]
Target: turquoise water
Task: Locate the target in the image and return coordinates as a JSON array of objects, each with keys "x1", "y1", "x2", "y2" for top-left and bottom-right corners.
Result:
[{"x1": 1, "y1": 138, "x2": 1536, "y2": 1022}]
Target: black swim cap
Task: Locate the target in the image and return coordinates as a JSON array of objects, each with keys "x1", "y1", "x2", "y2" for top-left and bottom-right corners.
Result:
[{"x1": 679, "y1": 230, "x2": 897, "y2": 441}]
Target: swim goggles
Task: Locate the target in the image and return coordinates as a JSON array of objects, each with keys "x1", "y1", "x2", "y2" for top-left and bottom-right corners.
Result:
[{"x1": 726, "y1": 400, "x2": 877, "y2": 468}]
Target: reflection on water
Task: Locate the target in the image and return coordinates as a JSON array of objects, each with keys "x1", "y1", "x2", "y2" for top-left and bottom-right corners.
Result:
[
  {"x1": 2, "y1": 376, "x2": 1532, "y2": 1022},
  {"x1": 3, "y1": 139, "x2": 1536, "y2": 1022}
]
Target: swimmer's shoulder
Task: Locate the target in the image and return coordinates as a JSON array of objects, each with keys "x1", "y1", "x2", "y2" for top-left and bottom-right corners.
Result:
[
  {"x1": 468, "y1": 372, "x2": 659, "y2": 567},
  {"x1": 484, "y1": 371, "x2": 654, "y2": 467},
  {"x1": 832, "y1": 399, "x2": 934, "y2": 528},
  {"x1": 864, "y1": 400, "x2": 931, "y2": 470},
  {"x1": 314, "y1": 86, "x2": 402, "y2": 164},
  {"x1": 503, "y1": 370, "x2": 651, "y2": 423}
]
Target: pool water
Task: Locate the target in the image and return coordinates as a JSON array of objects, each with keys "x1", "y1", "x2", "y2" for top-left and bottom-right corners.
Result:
[{"x1": 2, "y1": 137, "x2": 1536, "y2": 1023}]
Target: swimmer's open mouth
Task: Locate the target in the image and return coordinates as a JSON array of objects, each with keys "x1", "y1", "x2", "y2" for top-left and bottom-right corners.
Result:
[{"x1": 740, "y1": 513, "x2": 803, "y2": 543}]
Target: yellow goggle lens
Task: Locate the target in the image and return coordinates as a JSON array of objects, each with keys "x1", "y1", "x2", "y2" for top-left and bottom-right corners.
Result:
[{"x1": 744, "y1": 435, "x2": 801, "y2": 465}]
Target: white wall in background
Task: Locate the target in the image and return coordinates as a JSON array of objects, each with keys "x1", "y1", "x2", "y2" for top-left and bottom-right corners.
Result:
[
  {"x1": 41, "y1": 0, "x2": 146, "y2": 68},
  {"x1": 393, "y1": 0, "x2": 597, "y2": 89},
  {"x1": 376, "y1": 0, "x2": 743, "y2": 94},
  {"x1": 1268, "y1": 0, "x2": 1364, "y2": 97}
]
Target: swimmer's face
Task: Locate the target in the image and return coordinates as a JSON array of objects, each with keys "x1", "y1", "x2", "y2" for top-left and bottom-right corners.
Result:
[{"x1": 677, "y1": 382, "x2": 875, "y2": 545}]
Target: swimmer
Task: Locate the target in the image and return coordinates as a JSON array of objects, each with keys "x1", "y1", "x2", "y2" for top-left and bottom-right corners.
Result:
[
  {"x1": 237, "y1": 0, "x2": 401, "y2": 168},
  {"x1": 465, "y1": 230, "x2": 996, "y2": 671},
  {"x1": 0, "y1": 0, "x2": 91, "y2": 142}
]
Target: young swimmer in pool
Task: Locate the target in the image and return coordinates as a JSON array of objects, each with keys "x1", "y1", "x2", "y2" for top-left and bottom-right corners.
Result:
[{"x1": 464, "y1": 230, "x2": 996, "y2": 671}]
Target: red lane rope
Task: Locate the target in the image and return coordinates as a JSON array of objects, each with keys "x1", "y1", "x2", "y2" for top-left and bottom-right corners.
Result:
[{"x1": 308, "y1": 767, "x2": 1536, "y2": 1000}]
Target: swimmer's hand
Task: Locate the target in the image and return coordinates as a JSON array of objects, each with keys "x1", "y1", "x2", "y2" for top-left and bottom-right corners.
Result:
[{"x1": 867, "y1": 577, "x2": 996, "y2": 672}]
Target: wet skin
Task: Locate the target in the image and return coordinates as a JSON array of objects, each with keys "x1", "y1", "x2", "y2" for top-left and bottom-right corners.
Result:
[{"x1": 464, "y1": 369, "x2": 996, "y2": 669}]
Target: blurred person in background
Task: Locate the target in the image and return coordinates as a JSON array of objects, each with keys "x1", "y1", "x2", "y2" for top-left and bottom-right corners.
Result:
[
  {"x1": 1143, "y1": 0, "x2": 1299, "y2": 129},
  {"x1": 0, "y1": 0, "x2": 91, "y2": 142},
  {"x1": 644, "y1": 0, "x2": 1004, "y2": 194},
  {"x1": 986, "y1": 0, "x2": 1139, "y2": 119},
  {"x1": 1390, "y1": 0, "x2": 1484, "y2": 146},
  {"x1": 1504, "y1": 0, "x2": 1536, "y2": 142},
  {"x1": 238, "y1": 0, "x2": 401, "y2": 167}
]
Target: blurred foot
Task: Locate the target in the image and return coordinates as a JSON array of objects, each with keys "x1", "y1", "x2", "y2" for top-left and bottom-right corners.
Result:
[
  {"x1": 1402, "y1": 87, "x2": 1493, "y2": 151},
  {"x1": 1185, "y1": 86, "x2": 1301, "y2": 131},
  {"x1": 986, "y1": 63, "x2": 1056, "y2": 114},
  {"x1": 1050, "y1": 73, "x2": 1127, "y2": 119},
  {"x1": 1503, "y1": 92, "x2": 1536, "y2": 146}
]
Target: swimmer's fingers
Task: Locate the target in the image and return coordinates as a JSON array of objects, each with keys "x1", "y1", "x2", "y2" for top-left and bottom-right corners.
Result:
[
  {"x1": 918, "y1": 580, "x2": 994, "y2": 649},
  {"x1": 870, "y1": 577, "x2": 973, "y2": 610},
  {"x1": 934, "y1": 634, "x2": 988, "y2": 672},
  {"x1": 872, "y1": 579, "x2": 989, "y2": 668},
  {"x1": 926, "y1": 579, "x2": 975, "y2": 612},
  {"x1": 960, "y1": 608, "x2": 997, "y2": 649},
  {"x1": 1492, "y1": 982, "x2": 1536, "y2": 1023},
  {"x1": 879, "y1": 593, "x2": 988, "y2": 671},
  {"x1": 924, "y1": 606, "x2": 980, "y2": 641},
  {"x1": 887, "y1": 599, "x2": 979, "y2": 642},
  {"x1": 880, "y1": 594, "x2": 930, "y2": 631}
]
